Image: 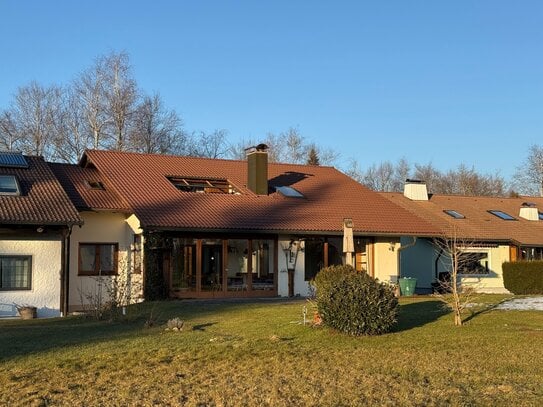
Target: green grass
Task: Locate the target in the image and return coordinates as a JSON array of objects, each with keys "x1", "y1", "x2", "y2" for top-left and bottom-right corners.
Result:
[{"x1": 1, "y1": 295, "x2": 542, "y2": 406}]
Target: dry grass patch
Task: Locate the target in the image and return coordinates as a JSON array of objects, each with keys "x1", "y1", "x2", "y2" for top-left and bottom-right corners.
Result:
[{"x1": 1, "y1": 296, "x2": 542, "y2": 406}]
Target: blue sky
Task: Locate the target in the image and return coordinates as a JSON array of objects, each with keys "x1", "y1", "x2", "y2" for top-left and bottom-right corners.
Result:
[{"x1": 1, "y1": 1, "x2": 542, "y2": 179}]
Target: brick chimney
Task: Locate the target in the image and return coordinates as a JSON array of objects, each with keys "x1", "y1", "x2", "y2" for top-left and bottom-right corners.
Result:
[
  {"x1": 403, "y1": 179, "x2": 428, "y2": 201},
  {"x1": 246, "y1": 144, "x2": 269, "y2": 195}
]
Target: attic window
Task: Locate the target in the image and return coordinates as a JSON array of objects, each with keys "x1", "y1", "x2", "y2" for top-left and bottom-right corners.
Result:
[
  {"x1": 444, "y1": 210, "x2": 465, "y2": 219},
  {"x1": 488, "y1": 210, "x2": 516, "y2": 221},
  {"x1": 87, "y1": 181, "x2": 105, "y2": 190},
  {"x1": 0, "y1": 175, "x2": 21, "y2": 195},
  {"x1": 168, "y1": 177, "x2": 240, "y2": 194},
  {"x1": 275, "y1": 186, "x2": 304, "y2": 198}
]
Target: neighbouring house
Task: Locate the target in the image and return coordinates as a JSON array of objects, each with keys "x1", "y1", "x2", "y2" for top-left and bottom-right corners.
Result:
[
  {"x1": 0, "y1": 152, "x2": 82, "y2": 318},
  {"x1": 49, "y1": 162, "x2": 143, "y2": 312},
  {"x1": 381, "y1": 180, "x2": 543, "y2": 294},
  {"x1": 52, "y1": 147, "x2": 438, "y2": 303}
]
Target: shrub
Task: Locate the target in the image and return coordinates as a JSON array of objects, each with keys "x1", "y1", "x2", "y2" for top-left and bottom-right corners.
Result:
[
  {"x1": 312, "y1": 265, "x2": 398, "y2": 336},
  {"x1": 503, "y1": 261, "x2": 543, "y2": 295}
]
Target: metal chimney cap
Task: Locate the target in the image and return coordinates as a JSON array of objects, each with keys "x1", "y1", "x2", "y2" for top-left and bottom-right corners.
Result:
[{"x1": 245, "y1": 143, "x2": 269, "y2": 154}]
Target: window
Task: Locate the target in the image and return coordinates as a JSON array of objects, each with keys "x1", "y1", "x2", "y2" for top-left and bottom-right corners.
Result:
[
  {"x1": 132, "y1": 235, "x2": 142, "y2": 274},
  {"x1": 539, "y1": 212, "x2": 543, "y2": 221},
  {"x1": 168, "y1": 177, "x2": 240, "y2": 194},
  {"x1": 520, "y1": 247, "x2": 543, "y2": 261},
  {"x1": 488, "y1": 210, "x2": 516, "y2": 221},
  {"x1": 275, "y1": 186, "x2": 304, "y2": 198},
  {"x1": 0, "y1": 175, "x2": 21, "y2": 195},
  {"x1": 458, "y1": 251, "x2": 489, "y2": 275},
  {"x1": 0, "y1": 256, "x2": 31, "y2": 290},
  {"x1": 304, "y1": 240, "x2": 324, "y2": 281},
  {"x1": 444, "y1": 210, "x2": 465, "y2": 219},
  {"x1": 78, "y1": 243, "x2": 118, "y2": 276}
]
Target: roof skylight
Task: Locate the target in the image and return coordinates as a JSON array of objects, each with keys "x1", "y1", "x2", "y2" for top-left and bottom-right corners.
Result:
[
  {"x1": 488, "y1": 210, "x2": 516, "y2": 221},
  {"x1": 275, "y1": 186, "x2": 304, "y2": 198},
  {"x1": 0, "y1": 175, "x2": 21, "y2": 195},
  {"x1": 168, "y1": 177, "x2": 240, "y2": 194},
  {"x1": 444, "y1": 210, "x2": 465, "y2": 219}
]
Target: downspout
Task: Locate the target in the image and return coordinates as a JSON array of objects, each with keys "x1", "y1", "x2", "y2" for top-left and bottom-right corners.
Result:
[
  {"x1": 60, "y1": 225, "x2": 74, "y2": 317},
  {"x1": 434, "y1": 247, "x2": 444, "y2": 280},
  {"x1": 397, "y1": 236, "x2": 417, "y2": 279}
]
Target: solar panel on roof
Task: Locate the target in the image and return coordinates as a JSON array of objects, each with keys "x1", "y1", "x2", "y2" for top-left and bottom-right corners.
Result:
[{"x1": 0, "y1": 151, "x2": 28, "y2": 168}]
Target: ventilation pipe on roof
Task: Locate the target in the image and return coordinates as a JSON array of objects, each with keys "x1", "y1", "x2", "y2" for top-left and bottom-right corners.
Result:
[
  {"x1": 403, "y1": 179, "x2": 428, "y2": 201},
  {"x1": 246, "y1": 144, "x2": 269, "y2": 195},
  {"x1": 519, "y1": 202, "x2": 539, "y2": 221}
]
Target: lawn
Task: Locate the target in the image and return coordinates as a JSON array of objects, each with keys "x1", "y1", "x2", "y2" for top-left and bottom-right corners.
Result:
[{"x1": 1, "y1": 295, "x2": 542, "y2": 406}]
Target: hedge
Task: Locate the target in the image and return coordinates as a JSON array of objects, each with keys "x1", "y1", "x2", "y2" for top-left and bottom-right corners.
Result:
[{"x1": 502, "y1": 261, "x2": 543, "y2": 295}]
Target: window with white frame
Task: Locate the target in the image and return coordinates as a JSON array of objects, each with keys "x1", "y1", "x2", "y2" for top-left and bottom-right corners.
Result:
[
  {"x1": 458, "y1": 250, "x2": 489, "y2": 275},
  {"x1": 0, "y1": 255, "x2": 32, "y2": 290}
]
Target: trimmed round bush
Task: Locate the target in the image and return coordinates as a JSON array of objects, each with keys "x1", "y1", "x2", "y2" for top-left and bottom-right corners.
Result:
[{"x1": 313, "y1": 265, "x2": 398, "y2": 336}]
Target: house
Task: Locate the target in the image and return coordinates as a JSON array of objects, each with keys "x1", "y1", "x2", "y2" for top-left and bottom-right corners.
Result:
[
  {"x1": 51, "y1": 147, "x2": 438, "y2": 304},
  {"x1": 0, "y1": 152, "x2": 82, "y2": 318},
  {"x1": 381, "y1": 180, "x2": 543, "y2": 294},
  {"x1": 49, "y1": 161, "x2": 143, "y2": 313}
]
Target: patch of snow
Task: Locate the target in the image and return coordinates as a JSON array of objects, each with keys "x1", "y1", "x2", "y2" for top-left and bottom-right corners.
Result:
[{"x1": 495, "y1": 296, "x2": 543, "y2": 311}]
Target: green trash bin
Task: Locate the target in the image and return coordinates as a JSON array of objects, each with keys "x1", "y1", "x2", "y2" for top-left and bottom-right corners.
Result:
[{"x1": 399, "y1": 277, "x2": 417, "y2": 296}]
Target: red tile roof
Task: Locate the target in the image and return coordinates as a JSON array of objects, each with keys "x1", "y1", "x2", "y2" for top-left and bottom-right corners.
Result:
[
  {"x1": 81, "y1": 150, "x2": 439, "y2": 236},
  {"x1": 381, "y1": 192, "x2": 543, "y2": 246},
  {"x1": 0, "y1": 156, "x2": 82, "y2": 226},
  {"x1": 49, "y1": 163, "x2": 131, "y2": 212}
]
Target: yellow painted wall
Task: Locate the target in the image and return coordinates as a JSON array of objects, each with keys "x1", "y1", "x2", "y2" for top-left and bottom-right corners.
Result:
[
  {"x1": 372, "y1": 237, "x2": 400, "y2": 284},
  {"x1": 69, "y1": 212, "x2": 143, "y2": 311},
  {"x1": 459, "y1": 245, "x2": 510, "y2": 294}
]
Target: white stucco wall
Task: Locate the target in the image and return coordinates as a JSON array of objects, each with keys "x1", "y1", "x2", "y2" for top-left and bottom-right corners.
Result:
[
  {"x1": 69, "y1": 212, "x2": 143, "y2": 311},
  {"x1": 0, "y1": 237, "x2": 62, "y2": 318}
]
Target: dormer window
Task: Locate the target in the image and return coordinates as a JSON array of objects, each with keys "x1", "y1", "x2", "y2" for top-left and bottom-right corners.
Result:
[
  {"x1": 488, "y1": 210, "x2": 516, "y2": 221},
  {"x1": 168, "y1": 177, "x2": 240, "y2": 194},
  {"x1": 444, "y1": 210, "x2": 465, "y2": 219},
  {"x1": 0, "y1": 175, "x2": 21, "y2": 196}
]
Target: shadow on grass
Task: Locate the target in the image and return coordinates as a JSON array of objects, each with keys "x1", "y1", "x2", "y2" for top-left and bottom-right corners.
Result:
[
  {"x1": 0, "y1": 298, "x2": 299, "y2": 363},
  {"x1": 192, "y1": 322, "x2": 216, "y2": 331},
  {"x1": 393, "y1": 300, "x2": 450, "y2": 332}
]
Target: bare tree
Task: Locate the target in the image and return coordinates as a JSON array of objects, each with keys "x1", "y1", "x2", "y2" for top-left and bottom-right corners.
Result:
[
  {"x1": 0, "y1": 110, "x2": 21, "y2": 151},
  {"x1": 73, "y1": 58, "x2": 109, "y2": 149},
  {"x1": 51, "y1": 87, "x2": 94, "y2": 163},
  {"x1": 2, "y1": 82, "x2": 63, "y2": 158},
  {"x1": 433, "y1": 228, "x2": 482, "y2": 326},
  {"x1": 513, "y1": 144, "x2": 543, "y2": 196},
  {"x1": 189, "y1": 129, "x2": 230, "y2": 158},
  {"x1": 100, "y1": 52, "x2": 138, "y2": 150},
  {"x1": 130, "y1": 93, "x2": 186, "y2": 155}
]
